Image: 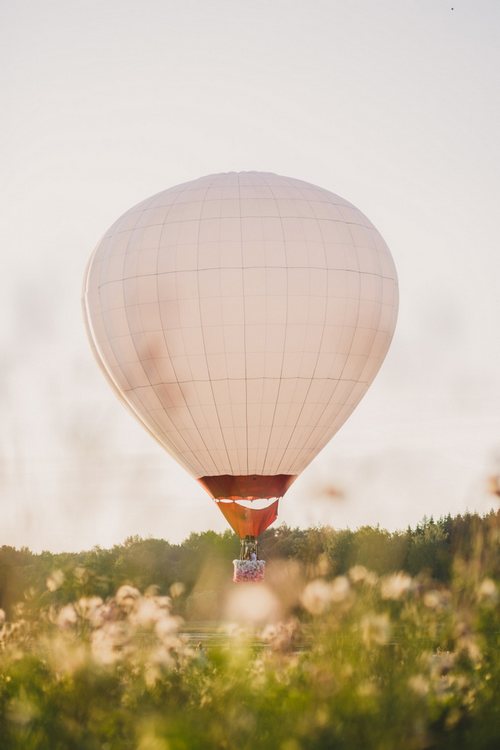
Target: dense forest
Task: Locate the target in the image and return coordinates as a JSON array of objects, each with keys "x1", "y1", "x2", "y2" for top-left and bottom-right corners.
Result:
[{"x1": 0, "y1": 510, "x2": 498, "y2": 620}]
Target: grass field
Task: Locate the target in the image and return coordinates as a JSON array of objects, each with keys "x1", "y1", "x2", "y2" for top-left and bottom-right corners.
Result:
[{"x1": 0, "y1": 521, "x2": 498, "y2": 750}]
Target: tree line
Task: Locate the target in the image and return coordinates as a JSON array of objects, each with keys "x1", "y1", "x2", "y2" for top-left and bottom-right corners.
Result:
[{"x1": 0, "y1": 510, "x2": 497, "y2": 618}]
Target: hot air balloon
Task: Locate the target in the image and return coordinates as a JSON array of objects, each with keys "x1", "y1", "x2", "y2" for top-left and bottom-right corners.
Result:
[{"x1": 83, "y1": 172, "x2": 398, "y2": 580}]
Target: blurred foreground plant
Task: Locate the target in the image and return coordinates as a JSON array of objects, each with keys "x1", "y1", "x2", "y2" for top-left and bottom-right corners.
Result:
[{"x1": 0, "y1": 536, "x2": 498, "y2": 749}]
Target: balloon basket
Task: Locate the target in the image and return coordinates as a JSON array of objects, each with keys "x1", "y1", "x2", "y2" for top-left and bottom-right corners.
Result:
[{"x1": 232, "y1": 559, "x2": 266, "y2": 583}]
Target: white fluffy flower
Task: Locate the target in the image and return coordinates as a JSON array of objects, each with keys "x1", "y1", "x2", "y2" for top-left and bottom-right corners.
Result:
[
  {"x1": 301, "y1": 580, "x2": 332, "y2": 615},
  {"x1": 361, "y1": 613, "x2": 391, "y2": 646},
  {"x1": 46, "y1": 570, "x2": 65, "y2": 592},
  {"x1": 381, "y1": 573, "x2": 413, "y2": 600}
]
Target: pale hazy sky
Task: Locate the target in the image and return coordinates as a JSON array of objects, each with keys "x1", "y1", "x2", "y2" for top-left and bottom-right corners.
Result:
[{"x1": 1, "y1": 1, "x2": 499, "y2": 552}]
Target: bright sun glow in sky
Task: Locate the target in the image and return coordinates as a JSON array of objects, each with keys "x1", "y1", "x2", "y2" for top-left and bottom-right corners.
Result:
[{"x1": 1, "y1": 0, "x2": 499, "y2": 551}]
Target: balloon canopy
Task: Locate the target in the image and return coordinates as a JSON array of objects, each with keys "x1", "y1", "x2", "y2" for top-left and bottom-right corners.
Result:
[{"x1": 83, "y1": 172, "x2": 398, "y2": 537}]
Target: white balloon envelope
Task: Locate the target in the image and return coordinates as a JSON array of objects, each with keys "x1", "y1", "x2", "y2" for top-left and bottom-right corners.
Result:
[{"x1": 83, "y1": 172, "x2": 398, "y2": 535}]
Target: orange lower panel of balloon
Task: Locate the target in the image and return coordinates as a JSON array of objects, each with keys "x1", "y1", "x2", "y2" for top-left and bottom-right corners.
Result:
[
  {"x1": 198, "y1": 474, "x2": 297, "y2": 500},
  {"x1": 216, "y1": 498, "x2": 280, "y2": 538}
]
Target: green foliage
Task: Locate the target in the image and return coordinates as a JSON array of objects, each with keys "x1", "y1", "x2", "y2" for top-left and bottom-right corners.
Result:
[
  {"x1": 0, "y1": 516, "x2": 498, "y2": 749},
  {"x1": 0, "y1": 512, "x2": 498, "y2": 620}
]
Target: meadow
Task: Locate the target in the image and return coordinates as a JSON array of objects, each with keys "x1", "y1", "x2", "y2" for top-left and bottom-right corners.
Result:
[{"x1": 0, "y1": 512, "x2": 498, "y2": 749}]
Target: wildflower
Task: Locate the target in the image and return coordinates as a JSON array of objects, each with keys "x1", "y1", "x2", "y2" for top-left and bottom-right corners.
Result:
[
  {"x1": 315, "y1": 554, "x2": 330, "y2": 577},
  {"x1": 477, "y1": 578, "x2": 498, "y2": 605},
  {"x1": 154, "y1": 614, "x2": 182, "y2": 640},
  {"x1": 301, "y1": 576, "x2": 351, "y2": 614},
  {"x1": 408, "y1": 674, "x2": 429, "y2": 696},
  {"x1": 115, "y1": 585, "x2": 141, "y2": 611},
  {"x1": 226, "y1": 584, "x2": 280, "y2": 624},
  {"x1": 170, "y1": 581, "x2": 185, "y2": 598},
  {"x1": 56, "y1": 604, "x2": 78, "y2": 628},
  {"x1": 144, "y1": 664, "x2": 161, "y2": 688},
  {"x1": 130, "y1": 598, "x2": 163, "y2": 627},
  {"x1": 151, "y1": 645, "x2": 176, "y2": 668},
  {"x1": 349, "y1": 565, "x2": 378, "y2": 587},
  {"x1": 47, "y1": 634, "x2": 87, "y2": 675},
  {"x1": 330, "y1": 576, "x2": 350, "y2": 602},
  {"x1": 349, "y1": 565, "x2": 368, "y2": 583},
  {"x1": 7, "y1": 692, "x2": 39, "y2": 726},
  {"x1": 423, "y1": 590, "x2": 443, "y2": 609},
  {"x1": 77, "y1": 597, "x2": 105, "y2": 626},
  {"x1": 91, "y1": 622, "x2": 129, "y2": 665},
  {"x1": 261, "y1": 619, "x2": 299, "y2": 652},
  {"x1": 46, "y1": 570, "x2": 65, "y2": 592},
  {"x1": 73, "y1": 566, "x2": 88, "y2": 582},
  {"x1": 366, "y1": 571, "x2": 378, "y2": 587},
  {"x1": 361, "y1": 612, "x2": 391, "y2": 646},
  {"x1": 457, "y1": 635, "x2": 482, "y2": 664},
  {"x1": 428, "y1": 651, "x2": 456, "y2": 677},
  {"x1": 301, "y1": 579, "x2": 332, "y2": 615},
  {"x1": 380, "y1": 573, "x2": 413, "y2": 600},
  {"x1": 154, "y1": 595, "x2": 172, "y2": 610},
  {"x1": 261, "y1": 624, "x2": 277, "y2": 641}
]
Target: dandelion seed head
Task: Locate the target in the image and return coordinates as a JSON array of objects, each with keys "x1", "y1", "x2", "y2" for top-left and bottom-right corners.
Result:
[
  {"x1": 115, "y1": 585, "x2": 141, "y2": 611},
  {"x1": 56, "y1": 604, "x2": 78, "y2": 628},
  {"x1": 477, "y1": 578, "x2": 498, "y2": 604},
  {"x1": 349, "y1": 565, "x2": 369, "y2": 583},
  {"x1": 169, "y1": 582, "x2": 185, "y2": 598},
  {"x1": 144, "y1": 665, "x2": 161, "y2": 688},
  {"x1": 226, "y1": 584, "x2": 281, "y2": 624},
  {"x1": 77, "y1": 597, "x2": 105, "y2": 626},
  {"x1": 316, "y1": 554, "x2": 330, "y2": 577},
  {"x1": 131, "y1": 598, "x2": 163, "y2": 627},
  {"x1": 361, "y1": 612, "x2": 391, "y2": 646},
  {"x1": 381, "y1": 573, "x2": 413, "y2": 600},
  {"x1": 330, "y1": 576, "x2": 351, "y2": 602},
  {"x1": 261, "y1": 624, "x2": 277, "y2": 641},
  {"x1": 458, "y1": 636, "x2": 482, "y2": 664},
  {"x1": 154, "y1": 615, "x2": 182, "y2": 641},
  {"x1": 91, "y1": 622, "x2": 129, "y2": 665},
  {"x1": 48, "y1": 634, "x2": 87, "y2": 675},
  {"x1": 423, "y1": 590, "x2": 443, "y2": 609},
  {"x1": 408, "y1": 674, "x2": 429, "y2": 696},
  {"x1": 265, "y1": 560, "x2": 304, "y2": 611},
  {"x1": 7, "y1": 693, "x2": 39, "y2": 726},
  {"x1": 151, "y1": 644, "x2": 176, "y2": 667},
  {"x1": 46, "y1": 570, "x2": 64, "y2": 592},
  {"x1": 301, "y1": 579, "x2": 332, "y2": 615},
  {"x1": 428, "y1": 651, "x2": 456, "y2": 677},
  {"x1": 261, "y1": 619, "x2": 298, "y2": 651},
  {"x1": 73, "y1": 566, "x2": 88, "y2": 582},
  {"x1": 156, "y1": 595, "x2": 172, "y2": 610}
]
